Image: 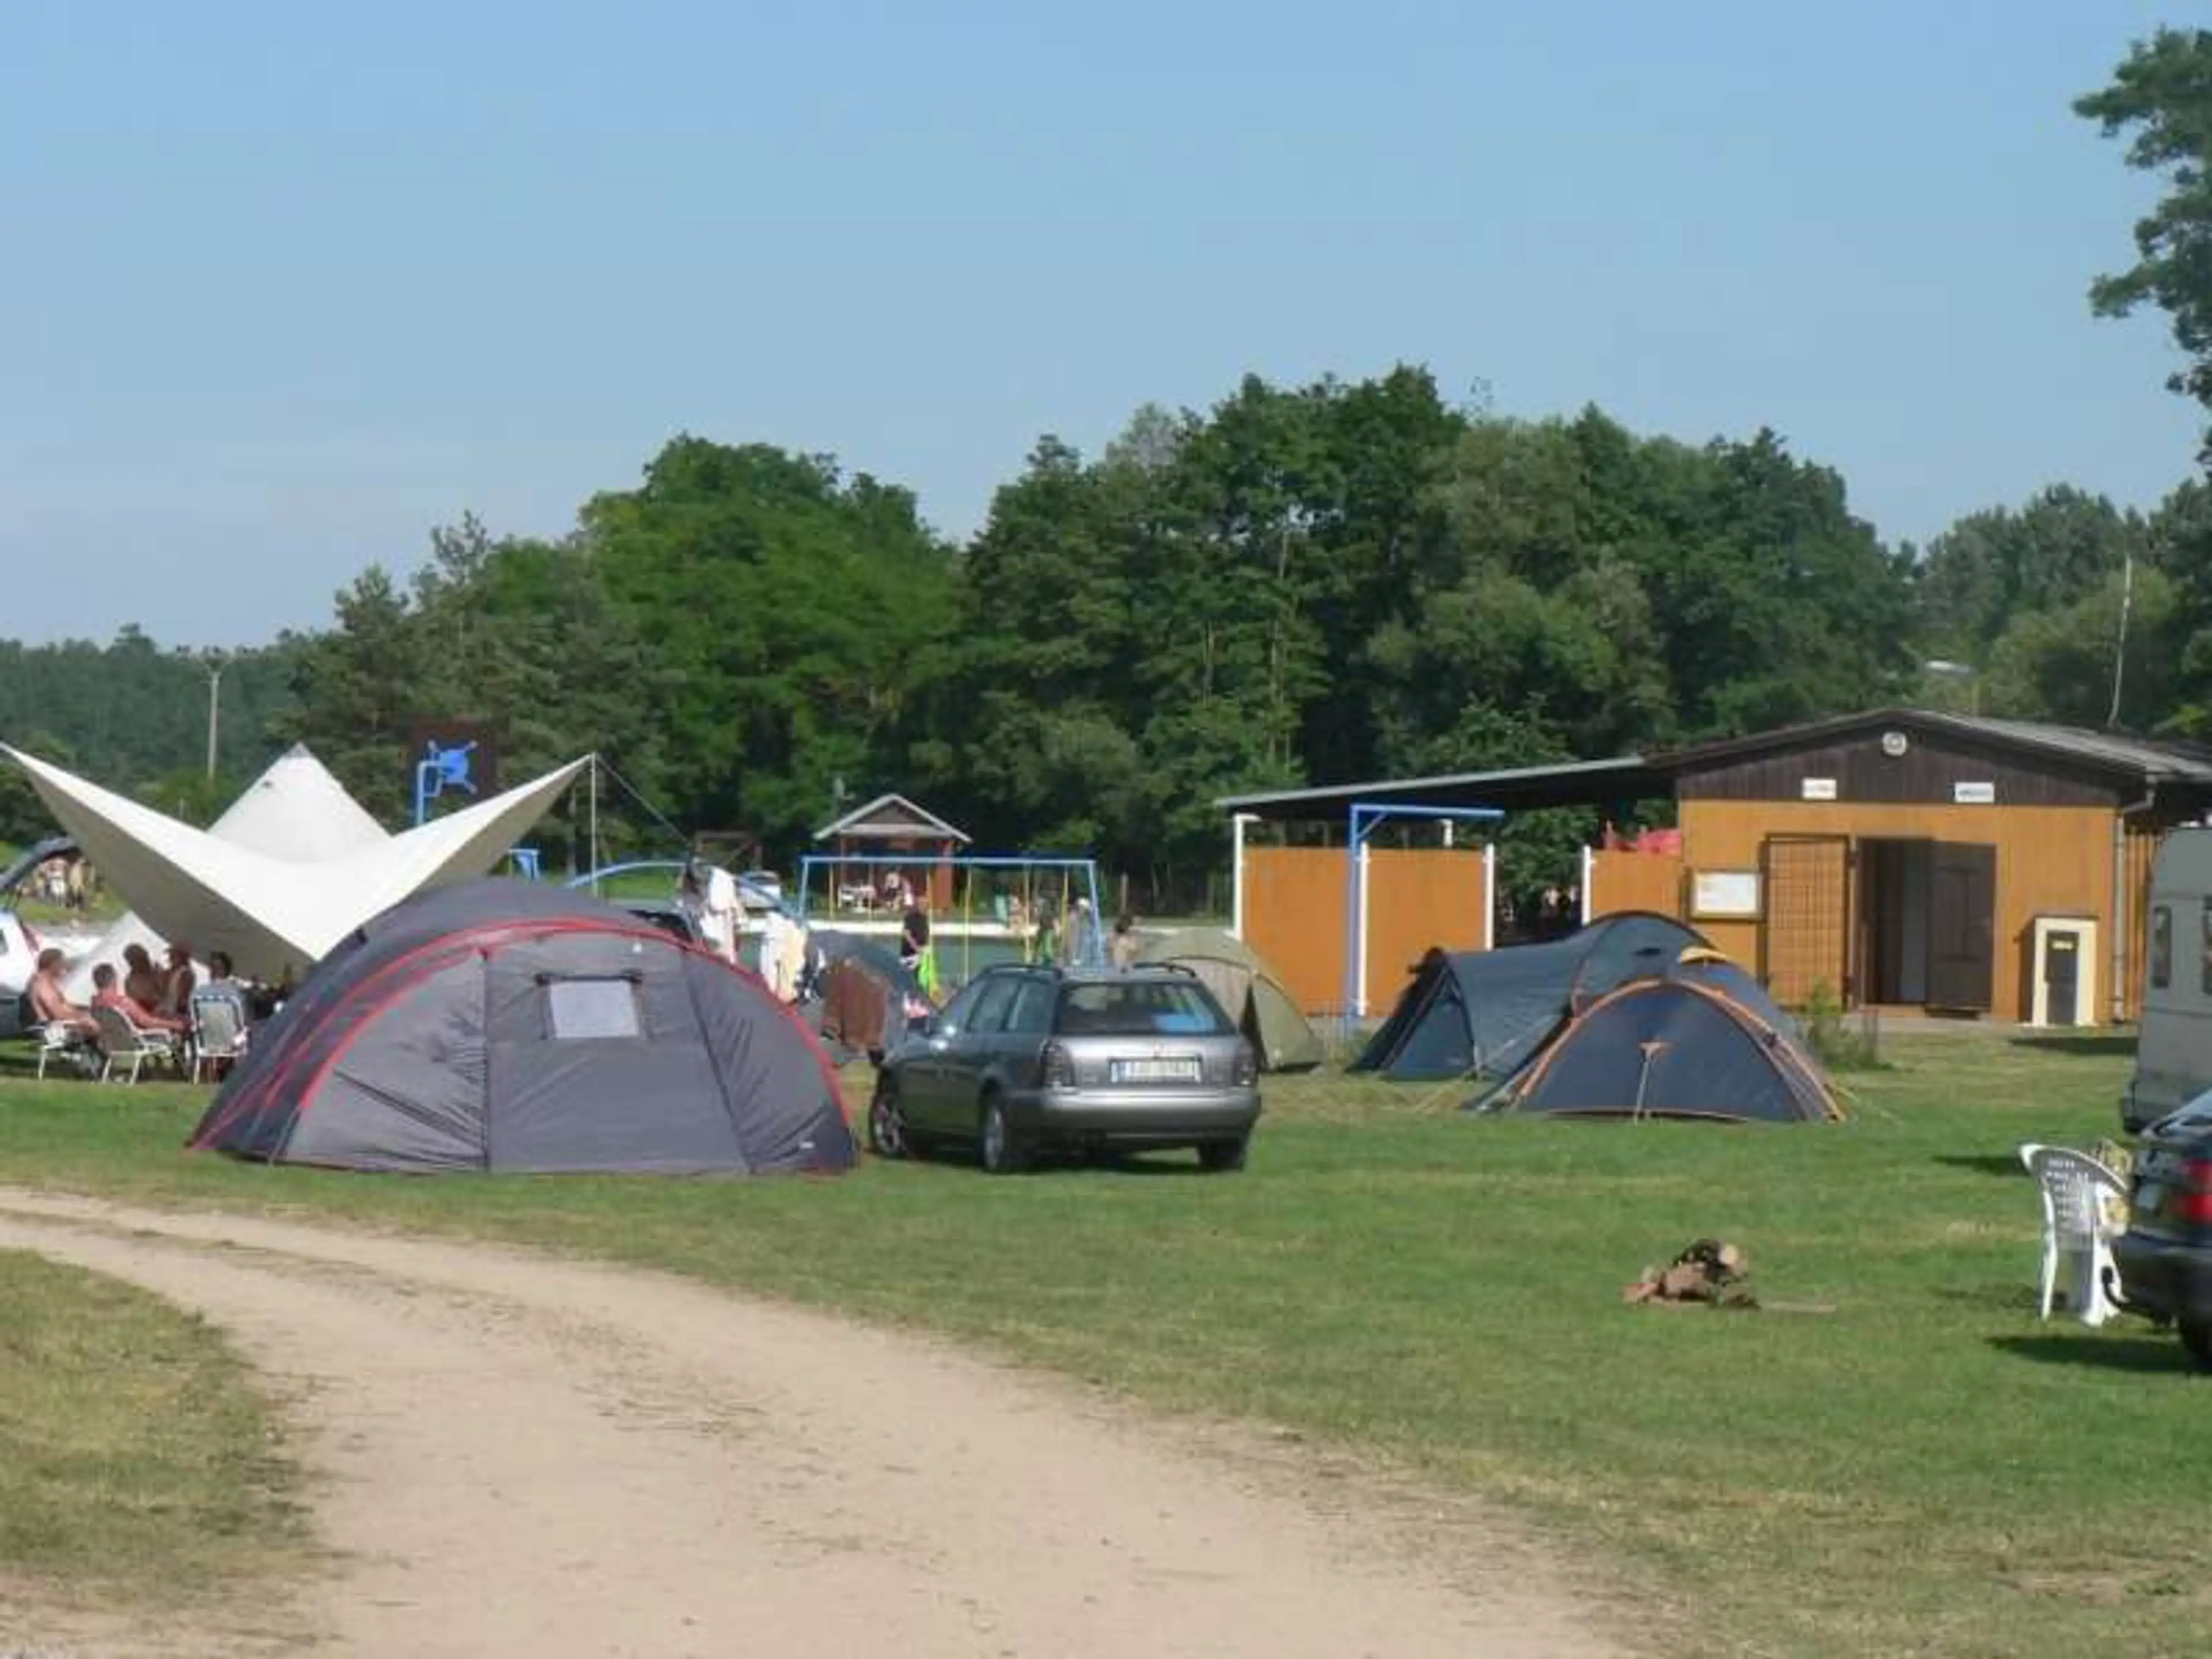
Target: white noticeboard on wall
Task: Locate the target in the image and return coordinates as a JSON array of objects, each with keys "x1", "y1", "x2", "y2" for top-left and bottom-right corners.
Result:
[
  {"x1": 1953, "y1": 781, "x2": 1997, "y2": 805},
  {"x1": 1690, "y1": 869, "x2": 1762, "y2": 920},
  {"x1": 1801, "y1": 777, "x2": 1838, "y2": 801}
]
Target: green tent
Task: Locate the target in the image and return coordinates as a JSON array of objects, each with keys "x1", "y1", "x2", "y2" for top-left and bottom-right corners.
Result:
[{"x1": 1132, "y1": 926, "x2": 1325, "y2": 1073}]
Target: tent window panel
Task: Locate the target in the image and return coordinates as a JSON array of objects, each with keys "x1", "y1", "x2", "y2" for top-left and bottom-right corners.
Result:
[
  {"x1": 2152, "y1": 906, "x2": 2171, "y2": 991},
  {"x1": 544, "y1": 978, "x2": 643, "y2": 1041}
]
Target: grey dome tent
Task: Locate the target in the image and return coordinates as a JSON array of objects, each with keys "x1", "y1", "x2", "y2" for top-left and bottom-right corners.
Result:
[
  {"x1": 1491, "y1": 955, "x2": 1843, "y2": 1123},
  {"x1": 1131, "y1": 926, "x2": 1325, "y2": 1072},
  {"x1": 1352, "y1": 912, "x2": 1709, "y2": 1086},
  {"x1": 189, "y1": 880, "x2": 855, "y2": 1174}
]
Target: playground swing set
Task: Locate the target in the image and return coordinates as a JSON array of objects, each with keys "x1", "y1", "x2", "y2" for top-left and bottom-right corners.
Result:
[
  {"x1": 794, "y1": 853, "x2": 1107, "y2": 982},
  {"x1": 429, "y1": 752, "x2": 1105, "y2": 994}
]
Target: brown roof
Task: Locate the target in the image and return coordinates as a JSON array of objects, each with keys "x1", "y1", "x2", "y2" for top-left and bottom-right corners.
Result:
[{"x1": 812, "y1": 793, "x2": 971, "y2": 844}]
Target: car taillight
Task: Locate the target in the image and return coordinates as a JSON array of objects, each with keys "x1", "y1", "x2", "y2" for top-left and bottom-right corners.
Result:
[
  {"x1": 2176, "y1": 1161, "x2": 2212, "y2": 1225},
  {"x1": 1041, "y1": 1041, "x2": 1075, "y2": 1089},
  {"x1": 2178, "y1": 1192, "x2": 2212, "y2": 1225},
  {"x1": 1233, "y1": 1041, "x2": 1257, "y2": 1086}
]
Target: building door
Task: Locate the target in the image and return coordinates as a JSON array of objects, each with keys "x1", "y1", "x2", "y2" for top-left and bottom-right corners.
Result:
[
  {"x1": 1858, "y1": 839, "x2": 1934, "y2": 1005},
  {"x1": 1760, "y1": 836, "x2": 1852, "y2": 1008},
  {"x1": 1926, "y1": 842, "x2": 1997, "y2": 1012}
]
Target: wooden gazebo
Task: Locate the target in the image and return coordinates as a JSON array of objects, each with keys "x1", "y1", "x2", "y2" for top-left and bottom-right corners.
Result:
[{"x1": 812, "y1": 794, "x2": 970, "y2": 912}]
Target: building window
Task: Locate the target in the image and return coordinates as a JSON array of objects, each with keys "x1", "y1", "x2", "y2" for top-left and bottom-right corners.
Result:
[
  {"x1": 544, "y1": 978, "x2": 643, "y2": 1040},
  {"x1": 2153, "y1": 906, "x2": 2172, "y2": 991}
]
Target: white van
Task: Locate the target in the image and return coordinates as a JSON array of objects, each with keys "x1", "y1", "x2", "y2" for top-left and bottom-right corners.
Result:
[{"x1": 2128, "y1": 827, "x2": 2212, "y2": 1131}]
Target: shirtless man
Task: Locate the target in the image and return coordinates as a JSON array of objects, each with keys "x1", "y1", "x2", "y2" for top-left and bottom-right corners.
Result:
[{"x1": 28, "y1": 948, "x2": 98, "y2": 1038}]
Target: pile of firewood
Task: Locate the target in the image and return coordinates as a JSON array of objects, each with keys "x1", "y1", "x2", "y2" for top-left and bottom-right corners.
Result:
[{"x1": 1622, "y1": 1237, "x2": 1758, "y2": 1309}]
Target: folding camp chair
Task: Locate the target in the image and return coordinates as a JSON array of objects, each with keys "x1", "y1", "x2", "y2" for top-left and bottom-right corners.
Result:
[
  {"x1": 91, "y1": 1003, "x2": 179, "y2": 1085},
  {"x1": 2018, "y1": 1142, "x2": 2130, "y2": 1326}
]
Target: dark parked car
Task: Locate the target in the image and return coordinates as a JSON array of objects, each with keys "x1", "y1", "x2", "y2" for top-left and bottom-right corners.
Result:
[
  {"x1": 868, "y1": 964, "x2": 1262, "y2": 1173},
  {"x1": 2115, "y1": 1101, "x2": 2212, "y2": 1366},
  {"x1": 619, "y1": 901, "x2": 700, "y2": 944}
]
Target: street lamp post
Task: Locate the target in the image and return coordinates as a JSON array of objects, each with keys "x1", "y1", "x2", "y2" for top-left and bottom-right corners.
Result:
[
  {"x1": 202, "y1": 653, "x2": 226, "y2": 780},
  {"x1": 1922, "y1": 658, "x2": 1979, "y2": 717}
]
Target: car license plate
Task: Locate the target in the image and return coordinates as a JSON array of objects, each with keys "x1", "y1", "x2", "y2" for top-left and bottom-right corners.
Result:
[
  {"x1": 1113, "y1": 1057, "x2": 1200, "y2": 1083},
  {"x1": 2137, "y1": 1183, "x2": 2164, "y2": 1221}
]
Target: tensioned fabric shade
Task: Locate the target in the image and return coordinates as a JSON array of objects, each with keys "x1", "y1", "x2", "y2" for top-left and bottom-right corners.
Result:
[
  {"x1": 60, "y1": 744, "x2": 393, "y2": 997},
  {"x1": 7, "y1": 745, "x2": 587, "y2": 982}
]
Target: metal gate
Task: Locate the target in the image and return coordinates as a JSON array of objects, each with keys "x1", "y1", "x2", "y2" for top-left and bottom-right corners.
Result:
[{"x1": 1760, "y1": 836, "x2": 1851, "y2": 1009}]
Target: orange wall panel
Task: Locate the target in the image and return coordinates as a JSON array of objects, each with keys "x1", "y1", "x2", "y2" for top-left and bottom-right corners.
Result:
[
  {"x1": 1588, "y1": 850, "x2": 1684, "y2": 921},
  {"x1": 1676, "y1": 800, "x2": 2118, "y2": 1024},
  {"x1": 1242, "y1": 845, "x2": 1489, "y2": 1017},
  {"x1": 1363, "y1": 848, "x2": 1488, "y2": 1014},
  {"x1": 1243, "y1": 847, "x2": 1347, "y2": 1017}
]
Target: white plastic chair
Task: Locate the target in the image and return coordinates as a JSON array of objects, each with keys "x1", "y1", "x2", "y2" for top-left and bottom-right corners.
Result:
[
  {"x1": 188, "y1": 993, "x2": 249, "y2": 1083},
  {"x1": 90, "y1": 1004, "x2": 177, "y2": 1085},
  {"x1": 35, "y1": 1021, "x2": 94, "y2": 1080},
  {"x1": 2018, "y1": 1142, "x2": 2129, "y2": 1326}
]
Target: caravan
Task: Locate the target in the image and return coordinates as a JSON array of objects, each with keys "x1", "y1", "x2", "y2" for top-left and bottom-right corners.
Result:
[{"x1": 2126, "y1": 827, "x2": 2212, "y2": 1132}]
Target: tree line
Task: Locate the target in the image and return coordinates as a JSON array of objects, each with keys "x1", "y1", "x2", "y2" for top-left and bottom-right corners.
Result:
[{"x1": 6, "y1": 27, "x2": 2212, "y2": 913}]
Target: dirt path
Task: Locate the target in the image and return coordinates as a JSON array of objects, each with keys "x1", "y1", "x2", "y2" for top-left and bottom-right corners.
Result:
[{"x1": 0, "y1": 1188, "x2": 1629, "y2": 1659}]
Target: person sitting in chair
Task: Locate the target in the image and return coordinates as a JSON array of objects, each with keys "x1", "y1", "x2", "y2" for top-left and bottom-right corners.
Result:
[
  {"x1": 196, "y1": 950, "x2": 252, "y2": 1023},
  {"x1": 122, "y1": 944, "x2": 168, "y2": 1014},
  {"x1": 92, "y1": 961, "x2": 187, "y2": 1036},
  {"x1": 28, "y1": 948, "x2": 98, "y2": 1039}
]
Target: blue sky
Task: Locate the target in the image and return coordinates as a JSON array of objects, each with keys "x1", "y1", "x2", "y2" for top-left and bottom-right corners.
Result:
[{"x1": 2, "y1": 1, "x2": 2198, "y2": 647}]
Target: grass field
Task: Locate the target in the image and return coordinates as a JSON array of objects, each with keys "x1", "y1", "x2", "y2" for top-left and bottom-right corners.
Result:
[
  {"x1": 0, "y1": 1029, "x2": 2202, "y2": 1657},
  {"x1": 0, "y1": 1246, "x2": 304, "y2": 1619}
]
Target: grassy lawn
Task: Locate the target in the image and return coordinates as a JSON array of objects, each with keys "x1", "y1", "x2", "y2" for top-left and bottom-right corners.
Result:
[
  {"x1": 0, "y1": 1246, "x2": 304, "y2": 1620},
  {"x1": 0, "y1": 1029, "x2": 2199, "y2": 1656}
]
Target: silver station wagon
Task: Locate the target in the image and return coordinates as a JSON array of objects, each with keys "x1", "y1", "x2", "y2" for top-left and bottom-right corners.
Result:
[{"x1": 869, "y1": 964, "x2": 1263, "y2": 1173}]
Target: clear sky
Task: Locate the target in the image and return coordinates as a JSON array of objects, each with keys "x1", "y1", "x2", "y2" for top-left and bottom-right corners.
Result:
[{"x1": 2, "y1": 1, "x2": 2199, "y2": 648}]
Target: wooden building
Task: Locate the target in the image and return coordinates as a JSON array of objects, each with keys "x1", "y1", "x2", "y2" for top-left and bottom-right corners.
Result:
[
  {"x1": 1221, "y1": 710, "x2": 2212, "y2": 1027},
  {"x1": 812, "y1": 794, "x2": 970, "y2": 912}
]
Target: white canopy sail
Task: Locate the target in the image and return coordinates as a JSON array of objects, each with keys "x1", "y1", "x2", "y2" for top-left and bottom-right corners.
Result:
[
  {"x1": 9, "y1": 745, "x2": 586, "y2": 982},
  {"x1": 60, "y1": 744, "x2": 395, "y2": 996}
]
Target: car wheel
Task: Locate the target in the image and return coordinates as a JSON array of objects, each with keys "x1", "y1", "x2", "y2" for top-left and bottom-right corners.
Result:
[
  {"x1": 2180, "y1": 1319, "x2": 2212, "y2": 1372},
  {"x1": 868, "y1": 1075, "x2": 911, "y2": 1160},
  {"x1": 1198, "y1": 1135, "x2": 1249, "y2": 1173},
  {"x1": 979, "y1": 1095, "x2": 1028, "y2": 1175}
]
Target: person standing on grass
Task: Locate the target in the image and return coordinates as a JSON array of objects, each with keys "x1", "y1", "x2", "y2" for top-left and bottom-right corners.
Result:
[
  {"x1": 899, "y1": 892, "x2": 939, "y2": 996},
  {"x1": 161, "y1": 940, "x2": 199, "y2": 1019},
  {"x1": 1063, "y1": 896, "x2": 1099, "y2": 968},
  {"x1": 681, "y1": 858, "x2": 743, "y2": 966},
  {"x1": 1109, "y1": 914, "x2": 1139, "y2": 972}
]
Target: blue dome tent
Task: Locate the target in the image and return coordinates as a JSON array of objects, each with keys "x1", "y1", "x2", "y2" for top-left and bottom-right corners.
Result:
[{"x1": 1351, "y1": 912, "x2": 1711, "y2": 1089}]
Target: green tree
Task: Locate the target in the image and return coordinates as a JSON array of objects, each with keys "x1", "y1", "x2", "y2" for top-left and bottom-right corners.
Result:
[
  {"x1": 2078, "y1": 28, "x2": 2212, "y2": 444},
  {"x1": 275, "y1": 565, "x2": 438, "y2": 822},
  {"x1": 1982, "y1": 565, "x2": 2179, "y2": 730},
  {"x1": 585, "y1": 438, "x2": 955, "y2": 855},
  {"x1": 1915, "y1": 487, "x2": 2149, "y2": 662}
]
